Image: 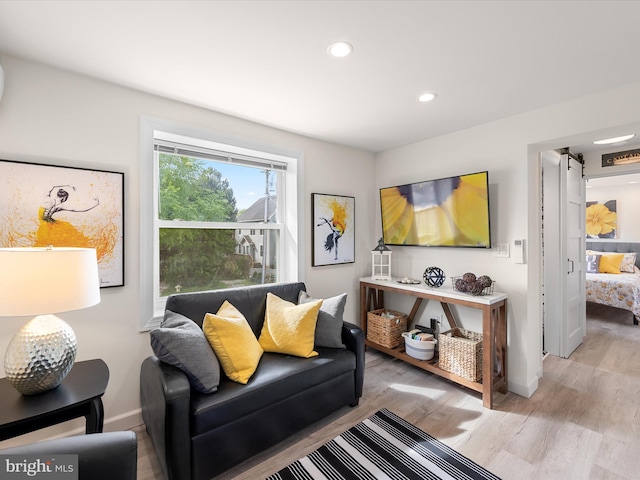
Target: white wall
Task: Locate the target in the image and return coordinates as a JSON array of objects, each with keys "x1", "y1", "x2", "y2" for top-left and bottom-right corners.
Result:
[
  {"x1": 586, "y1": 182, "x2": 640, "y2": 241},
  {"x1": 584, "y1": 143, "x2": 640, "y2": 241},
  {"x1": 375, "y1": 81, "x2": 640, "y2": 398},
  {"x1": 0, "y1": 54, "x2": 375, "y2": 446},
  {"x1": 583, "y1": 141, "x2": 640, "y2": 178}
]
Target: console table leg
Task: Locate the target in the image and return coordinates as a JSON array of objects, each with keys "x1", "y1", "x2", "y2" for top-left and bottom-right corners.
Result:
[
  {"x1": 482, "y1": 305, "x2": 495, "y2": 409},
  {"x1": 85, "y1": 398, "x2": 104, "y2": 434}
]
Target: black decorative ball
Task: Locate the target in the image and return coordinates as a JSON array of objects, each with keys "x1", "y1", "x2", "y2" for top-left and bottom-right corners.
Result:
[{"x1": 423, "y1": 267, "x2": 446, "y2": 287}]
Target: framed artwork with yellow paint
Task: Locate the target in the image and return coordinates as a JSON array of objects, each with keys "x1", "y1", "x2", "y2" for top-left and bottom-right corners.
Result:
[
  {"x1": 0, "y1": 159, "x2": 124, "y2": 287},
  {"x1": 312, "y1": 193, "x2": 355, "y2": 266},
  {"x1": 586, "y1": 200, "x2": 617, "y2": 239}
]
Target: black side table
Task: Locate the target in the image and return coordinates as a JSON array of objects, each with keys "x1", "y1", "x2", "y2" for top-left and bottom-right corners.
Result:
[{"x1": 0, "y1": 359, "x2": 109, "y2": 442}]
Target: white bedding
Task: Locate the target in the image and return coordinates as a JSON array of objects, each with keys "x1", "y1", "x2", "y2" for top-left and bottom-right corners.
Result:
[{"x1": 586, "y1": 271, "x2": 640, "y2": 318}]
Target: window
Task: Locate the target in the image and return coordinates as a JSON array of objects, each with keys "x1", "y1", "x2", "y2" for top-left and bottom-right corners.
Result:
[{"x1": 140, "y1": 118, "x2": 303, "y2": 329}]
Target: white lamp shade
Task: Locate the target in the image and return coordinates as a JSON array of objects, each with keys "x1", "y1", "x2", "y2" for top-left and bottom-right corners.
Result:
[
  {"x1": 0, "y1": 247, "x2": 101, "y2": 316},
  {"x1": 0, "y1": 62, "x2": 4, "y2": 102}
]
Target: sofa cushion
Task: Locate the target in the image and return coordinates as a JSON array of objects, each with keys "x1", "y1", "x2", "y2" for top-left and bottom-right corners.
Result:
[
  {"x1": 190, "y1": 348, "x2": 356, "y2": 436},
  {"x1": 150, "y1": 310, "x2": 220, "y2": 394},
  {"x1": 203, "y1": 301, "x2": 263, "y2": 384},
  {"x1": 299, "y1": 291, "x2": 347, "y2": 349},
  {"x1": 258, "y1": 293, "x2": 322, "y2": 358},
  {"x1": 165, "y1": 282, "x2": 306, "y2": 335}
]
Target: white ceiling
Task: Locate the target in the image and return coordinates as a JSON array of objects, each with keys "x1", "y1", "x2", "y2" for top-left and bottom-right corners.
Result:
[{"x1": 2, "y1": 1, "x2": 640, "y2": 153}]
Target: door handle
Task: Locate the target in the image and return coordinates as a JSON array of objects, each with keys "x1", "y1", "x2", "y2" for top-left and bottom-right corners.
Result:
[{"x1": 567, "y1": 259, "x2": 574, "y2": 274}]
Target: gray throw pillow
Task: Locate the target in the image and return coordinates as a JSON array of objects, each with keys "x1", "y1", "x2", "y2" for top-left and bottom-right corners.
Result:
[
  {"x1": 586, "y1": 254, "x2": 601, "y2": 274},
  {"x1": 150, "y1": 310, "x2": 221, "y2": 393},
  {"x1": 299, "y1": 291, "x2": 346, "y2": 349}
]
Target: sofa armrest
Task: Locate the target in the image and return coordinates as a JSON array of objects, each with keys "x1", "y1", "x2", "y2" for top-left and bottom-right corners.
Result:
[
  {"x1": 341, "y1": 321, "x2": 365, "y2": 403},
  {"x1": 0, "y1": 432, "x2": 137, "y2": 480},
  {"x1": 140, "y1": 356, "x2": 191, "y2": 480}
]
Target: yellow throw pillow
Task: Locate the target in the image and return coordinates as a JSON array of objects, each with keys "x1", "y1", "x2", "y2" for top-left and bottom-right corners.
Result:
[
  {"x1": 259, "y1": 293, "x2": 322, "y2": 358},
  {"x1": 202, "y1": 301, "x2": 263, "y2": 384},
  {"x1": 599, "y1": 253, "x2": 624, "y2": 274}
]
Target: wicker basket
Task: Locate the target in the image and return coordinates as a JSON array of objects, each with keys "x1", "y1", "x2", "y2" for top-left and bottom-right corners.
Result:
[
  {"x1": 366, "y1": 309, "x2": 407, "y2": 348},
  {"x1": 438, "y1": 328, "x2": 483, "y2": 381}
]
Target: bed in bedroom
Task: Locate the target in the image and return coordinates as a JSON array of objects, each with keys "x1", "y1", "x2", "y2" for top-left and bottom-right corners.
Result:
[{"x1": 585, "y1": 241, "x2": 640, "y2": 325}]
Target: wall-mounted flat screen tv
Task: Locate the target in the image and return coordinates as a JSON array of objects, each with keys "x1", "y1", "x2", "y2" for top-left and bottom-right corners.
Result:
[{"x1": 380, "y1": 171, "x2": 491, "y2": 248}]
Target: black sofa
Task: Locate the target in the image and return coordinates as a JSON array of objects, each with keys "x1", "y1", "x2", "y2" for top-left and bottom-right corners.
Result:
[
  {"x1": 140, "y1": 282, "x2": 364, "y2": 480},
  {"x1": 0, "y1": 432, "x2": 138, "y2": 480}
]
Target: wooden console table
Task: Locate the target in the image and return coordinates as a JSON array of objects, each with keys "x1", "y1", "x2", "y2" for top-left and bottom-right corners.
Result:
[{"x1": 360, "y1": 277, "x2": 507, "y2": 408}]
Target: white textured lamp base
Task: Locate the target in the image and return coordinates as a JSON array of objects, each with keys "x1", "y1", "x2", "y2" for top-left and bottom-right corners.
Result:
[{"x1": 3, "y1": 315, "x2": 77, "y2": 395}]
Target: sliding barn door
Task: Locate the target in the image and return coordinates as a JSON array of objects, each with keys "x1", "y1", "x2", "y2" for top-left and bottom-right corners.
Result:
[{"x1": 560, "y1": 153, "x2": 586, "y2": 358}]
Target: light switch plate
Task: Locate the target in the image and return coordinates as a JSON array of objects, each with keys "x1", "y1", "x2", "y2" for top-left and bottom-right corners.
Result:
[{"x1": 493, "y1": 243, "x2": 509, "y2": 257}]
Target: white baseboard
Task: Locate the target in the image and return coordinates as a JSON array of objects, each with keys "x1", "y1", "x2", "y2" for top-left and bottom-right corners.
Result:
[
  {"x1": 0, "y1": 409, "x2": 144, "y2": 448},
  {"x1": 103, "y1": 408, "x2": 143, "y2": 432},
  {"x1": 507, "y1": 375, "x2": 539, "y2": 399},
  {"x1": 53, "y1": 409, "x2": 144, "y2": 437}
]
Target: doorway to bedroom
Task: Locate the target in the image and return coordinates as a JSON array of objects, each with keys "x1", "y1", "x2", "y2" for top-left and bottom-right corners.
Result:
[
  {"x1": 583, "y1": 172, "x2": 640, "y2": 326},
  {"x1": 542, "y1": 139, "x2": 640, "y2": 361}
]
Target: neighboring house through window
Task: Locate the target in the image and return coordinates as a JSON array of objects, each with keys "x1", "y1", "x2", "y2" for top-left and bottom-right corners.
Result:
[
  {"x1": 140, "y1": 117, "x2": 303, "y2": 330},
  {"x1": 236, "y1": 196, "x2": 277, "y2": 273}
]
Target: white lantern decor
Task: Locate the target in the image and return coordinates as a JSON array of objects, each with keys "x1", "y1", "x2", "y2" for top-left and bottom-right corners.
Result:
[{"x1": 371, "y1": 238, "x2": 392, "y2": 280}]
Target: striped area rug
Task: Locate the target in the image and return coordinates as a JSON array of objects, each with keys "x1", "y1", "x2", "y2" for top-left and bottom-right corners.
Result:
[{"x1": 266, "y1": 409, "x2": 501, "y2": 480}]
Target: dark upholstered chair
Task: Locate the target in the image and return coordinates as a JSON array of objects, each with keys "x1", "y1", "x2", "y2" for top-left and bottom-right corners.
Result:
[{"x1": 0, "y1": 431, "x2": 137, "y2": 480}]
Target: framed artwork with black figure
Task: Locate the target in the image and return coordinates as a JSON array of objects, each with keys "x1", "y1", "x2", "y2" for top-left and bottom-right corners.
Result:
[
  {"x1": 0, "y1": 159, "x2": 125, "y2": 287},
  {"x1": 312, "y1": 193, "x2": 355, "y2": 266}
]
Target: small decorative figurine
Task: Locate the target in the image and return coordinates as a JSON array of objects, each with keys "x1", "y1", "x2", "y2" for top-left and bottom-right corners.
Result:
[{"x1": 423, "y1": 266, "x2": 446, "y2": 287}]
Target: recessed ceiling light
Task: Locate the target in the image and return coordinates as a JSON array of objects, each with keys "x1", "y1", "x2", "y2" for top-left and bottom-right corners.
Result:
[
  {"x1": 593, "y1": 134, "x2": 636, "y2": 145},
  {"x1": 328, "y1": 41, "x2": 353, "y2": 58},
  {"x1": 418, "y1": 92, "x2": 437, "y2": 102}
]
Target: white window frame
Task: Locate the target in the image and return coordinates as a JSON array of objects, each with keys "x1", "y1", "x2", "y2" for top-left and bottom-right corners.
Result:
[{"x1": 139, "y1": 117, "x2": 304, "y2": 330}]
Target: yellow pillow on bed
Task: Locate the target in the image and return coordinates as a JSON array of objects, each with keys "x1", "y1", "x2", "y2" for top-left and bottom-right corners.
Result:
[{"x1": 598, "y1": 253, "x2": 624, "y2": 274}]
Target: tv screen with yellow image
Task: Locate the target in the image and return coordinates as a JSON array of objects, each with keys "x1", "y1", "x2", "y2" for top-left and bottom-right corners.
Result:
[{"x1": 380, "y1": 171, "x2": 491, "y2": 248}]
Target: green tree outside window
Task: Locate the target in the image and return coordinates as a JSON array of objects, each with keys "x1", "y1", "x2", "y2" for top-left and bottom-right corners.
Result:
[{"x1": 158, "y1": 154, "x2": 254, "y2": 295}]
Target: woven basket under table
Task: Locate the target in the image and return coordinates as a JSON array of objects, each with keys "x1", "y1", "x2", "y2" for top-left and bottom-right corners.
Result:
[
  {"x1": 366, "y1": 309, "x2": 407, "y2": 348},
  {"x1": 438, "y1": 327, "x2": 483, "y2": 382}
]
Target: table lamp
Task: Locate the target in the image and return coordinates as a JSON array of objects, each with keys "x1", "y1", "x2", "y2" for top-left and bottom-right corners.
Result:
[{"x1": 0, "y1": 247, "x2": 100, "y2": 395}]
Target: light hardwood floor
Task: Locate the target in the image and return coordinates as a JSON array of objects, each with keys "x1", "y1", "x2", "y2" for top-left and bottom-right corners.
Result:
[{"x1": 135, "y1": 302, "x2": 640, "y2": 480}]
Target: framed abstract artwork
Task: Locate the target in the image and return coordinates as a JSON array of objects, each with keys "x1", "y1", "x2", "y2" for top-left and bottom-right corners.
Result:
[
  {"x1": 0, "y1": 159, "x2": 125, "y2": 287},
  {"x1": 586, "y1": 199, "x2": 617, "y2": 239},
  {"x1": 312, "y1": 193, "x2": 355, "y2": 266}
]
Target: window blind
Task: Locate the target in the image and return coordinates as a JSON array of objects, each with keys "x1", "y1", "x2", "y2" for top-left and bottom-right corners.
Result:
[{"x1": 154, "y1": 139, "x2": 287, "y2": 171}]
